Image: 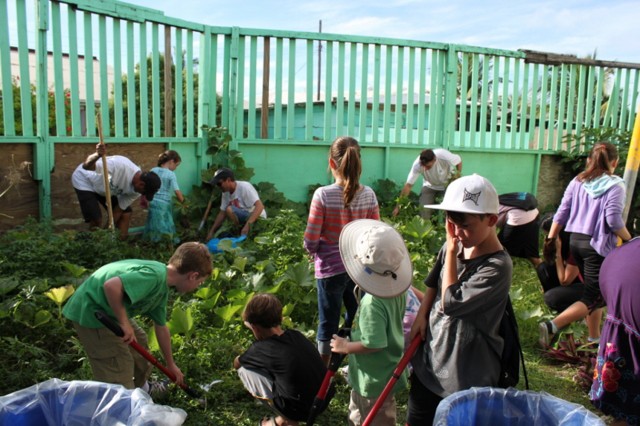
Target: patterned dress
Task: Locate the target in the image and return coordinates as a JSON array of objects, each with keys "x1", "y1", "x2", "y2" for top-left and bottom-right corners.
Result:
[
  {"x1": 142, "y1": 166, "x2": 180, "y2": 243},
  {"x1": 589, "y1": 238, "x2": 640, "y2": 425}
]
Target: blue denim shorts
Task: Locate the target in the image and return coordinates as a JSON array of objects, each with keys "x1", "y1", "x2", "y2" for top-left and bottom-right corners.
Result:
[
  {"x1": 230, "y1": 205, "x2": 251, "y2": 223},
  {"x1": 316, "y1": 272, "x2": 358, "y2": 355}
]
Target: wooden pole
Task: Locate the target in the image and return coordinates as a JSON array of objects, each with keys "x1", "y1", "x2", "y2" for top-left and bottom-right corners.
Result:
[
  {"x1": 96, "y1": 113, "x2": 115, "y2": 230},
  {"x1": 622, "y1": 110, "x2": 640, "y2": 223}
]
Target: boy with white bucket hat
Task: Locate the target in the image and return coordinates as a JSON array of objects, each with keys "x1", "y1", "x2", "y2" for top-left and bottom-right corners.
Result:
[
  {"x1": 407, "y1": 174, "x2": 513, "y2": 425},
  {"x1": 331, "y1": 219, "x2": 411, "y2": 425}
]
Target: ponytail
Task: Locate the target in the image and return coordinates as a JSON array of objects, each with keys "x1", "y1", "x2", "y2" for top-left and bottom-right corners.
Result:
[
  {"x1": 578, "y1": 142, "x2": 618, "y2": 182},
  {"x1": 157, "y1": 150, "x2": 182, "y2": 167},
  {"x1": 330, "y1": 136, "x2": 362, "y2": 208}
]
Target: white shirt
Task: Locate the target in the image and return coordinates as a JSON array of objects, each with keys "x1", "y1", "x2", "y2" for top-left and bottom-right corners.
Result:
[
  {"x1": 71, "y1": 155, "x2": 141, "y2": 209},
  {"x1": 220, "y1": 181, "x2": 267, "y2": 218},
  {"x1": 406, "y1": 148, "x2": 462, "y2": 190}
]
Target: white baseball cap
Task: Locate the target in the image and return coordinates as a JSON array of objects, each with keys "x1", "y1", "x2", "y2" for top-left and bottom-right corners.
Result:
[
  {"x1": 339, "y1": 219, "x2": 412, "y2": 298},
  {"x1": 424, "y1": 174, "x2": 499, "y2": 214}
]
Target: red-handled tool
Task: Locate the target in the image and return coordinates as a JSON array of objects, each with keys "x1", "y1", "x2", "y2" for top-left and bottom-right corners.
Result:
[
  {"x1": 94, "y1": 311, "x2": 201, "y2": 398},
  {"x1": 306, "y1": 325, "x2": 351, "y2": 425},
  {"x1": 362, "y1": 334, "x2": 422, "y2": 426}
]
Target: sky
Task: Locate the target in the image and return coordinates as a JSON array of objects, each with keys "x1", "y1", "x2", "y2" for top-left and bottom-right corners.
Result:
[{"x1": 123, "y1": 0, "x2": 640, "y2": 64}]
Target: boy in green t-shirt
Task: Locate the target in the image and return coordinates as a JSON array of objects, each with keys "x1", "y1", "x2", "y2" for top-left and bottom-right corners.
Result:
[
  {"x1": 331, "y1": 219, "x2": 412, "y2": 425},
  {"x1": 63, "y1": 242, "x2": 212, "y2": 393}
]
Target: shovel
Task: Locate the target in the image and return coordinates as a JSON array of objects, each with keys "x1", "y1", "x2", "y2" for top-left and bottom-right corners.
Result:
[
  {"x1": 306, "y1": 324, "x2": 351, "y2": 425},
  {"x1": 94, "y1": 311, "x2": 201, "y2": 398},
  {"x1": 362, "y1": 334, "x2": 422, "y2": 426}
]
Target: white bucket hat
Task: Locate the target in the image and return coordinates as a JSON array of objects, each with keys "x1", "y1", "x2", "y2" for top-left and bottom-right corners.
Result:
[
  {"x1": 339, "y1": 219, "x2": 412, "y2": 298},
  {"x1": 424, "y1": 174, "x2": 499, "y2": 214}
]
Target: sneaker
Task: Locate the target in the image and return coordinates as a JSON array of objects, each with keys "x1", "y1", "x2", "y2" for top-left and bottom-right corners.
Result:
[
  {"x1": 147, "y1": 379, "x2": 170, "y2": 398},
  {"x1": 538, "y1": 321, "x2": 555, "y2": 348}
]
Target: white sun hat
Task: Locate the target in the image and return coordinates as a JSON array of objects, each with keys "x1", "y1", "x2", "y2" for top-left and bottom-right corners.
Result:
[
  {"x1": 339, "y1": 219, "x2": 412, "y2": 298},
  {"x1": 424, "y1": 174, "x2": 499, "y2": 215}
]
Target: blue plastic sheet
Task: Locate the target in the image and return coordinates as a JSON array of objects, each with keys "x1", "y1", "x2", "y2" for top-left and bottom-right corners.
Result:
[
  {"x1": 0, "y1": 379, "x2": 187, "y2": 426},
  {"x1": 206, "y1": 235, "x2": 247, "y2": 253},
  {"x1": 434, "y1": 387, "x2": 604, "y2": 426}
]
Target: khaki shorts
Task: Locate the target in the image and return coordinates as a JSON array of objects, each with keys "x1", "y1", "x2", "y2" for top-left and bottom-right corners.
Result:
[
  {"x1": 348, "y1": 389, "x2": 397, "y2": 426},
  {"x1": 73, "y1": 320, "x2": 152, "y2": 389}
]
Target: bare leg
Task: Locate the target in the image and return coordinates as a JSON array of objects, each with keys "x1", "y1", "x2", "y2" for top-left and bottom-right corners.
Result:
[
  {"x1": 586, "y1": 308, "x2": 603, "y2": 340},
  {"x1": 116, "y1": 211, "x2": 132, "y2": 240},
  {"x1": 552, "y1": 300, "x2": 588, "y2": 330}
]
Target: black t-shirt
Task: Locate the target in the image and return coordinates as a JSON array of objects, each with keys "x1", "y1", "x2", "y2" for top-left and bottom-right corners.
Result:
[{"x1": 239, "y1": 329, "x2": 327, "y2": 421}]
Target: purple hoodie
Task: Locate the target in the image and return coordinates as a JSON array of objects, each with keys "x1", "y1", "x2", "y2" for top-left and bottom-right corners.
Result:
[{"x1": 553, "y1": 175, "x2": 626, "y2": 256}]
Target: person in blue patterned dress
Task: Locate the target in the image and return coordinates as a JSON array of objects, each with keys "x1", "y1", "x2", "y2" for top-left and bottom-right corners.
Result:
[{"x1": 143, "y1": 150, "x2": 184, "y2": 243}]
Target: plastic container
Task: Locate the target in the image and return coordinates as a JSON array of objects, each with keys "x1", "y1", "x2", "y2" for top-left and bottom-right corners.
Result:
[
  {"x1": 434, "y1": 387, "x2": 604, "y2": 426},
  {"x1": 206, "y1": 235, "x2": 247, "y2": 253},
  {"x1": 0, "y1": 379, "x2": 187, "y2": 426}
]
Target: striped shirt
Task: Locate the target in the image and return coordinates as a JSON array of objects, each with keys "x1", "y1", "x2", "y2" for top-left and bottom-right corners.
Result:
[{"x1": 304, "y1": 184, "x2": 379, "y2": 278}]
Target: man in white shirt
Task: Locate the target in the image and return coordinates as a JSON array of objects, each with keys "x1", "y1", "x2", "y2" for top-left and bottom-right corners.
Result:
[
  {"x1": 206, "y1": 168, "x2": 266, "y2": 240},
  {"x1": 392, "y1": 148, "x2": 462, "y2": 220},
  {"x1": 72, "y1": 144, "x2": 160, "y2": 239}
]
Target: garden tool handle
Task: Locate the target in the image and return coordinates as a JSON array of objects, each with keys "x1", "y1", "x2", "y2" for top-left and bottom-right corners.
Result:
[{"x1": 94, "y1": 311, "x2": 201, "y2": 398}]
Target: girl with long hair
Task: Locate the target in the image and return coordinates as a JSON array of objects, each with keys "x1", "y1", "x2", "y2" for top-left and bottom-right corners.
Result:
[
  {"x1": 539, "y1": 142, "x2": 632, "y2": 347},
  {"x1": 143, "y1": 150, "x2": 185, "y2": 243},
  {"x1": 303, "y1": 136, "x2": 380, "y2": 364}
]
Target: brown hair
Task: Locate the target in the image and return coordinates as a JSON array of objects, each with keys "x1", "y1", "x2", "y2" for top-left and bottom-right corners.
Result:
[
  {"x1": 330, "y1": 136, "x2": 362, "y2": 208},
  {"x1": 578, "y1": 142, "x2": 618, "y2": 182},
  {"x1": 168, "y1": 242, "x2": 212, "y2": 277},
  {"x1": 242, "y1": 293, "x2": 282, "y2": 328},
  {"x1": 419, "y1": 149, "x2": 435, "y2": 166},
  {"x1": 158, "y1": 150, "x2": 182, "y2": 167}
]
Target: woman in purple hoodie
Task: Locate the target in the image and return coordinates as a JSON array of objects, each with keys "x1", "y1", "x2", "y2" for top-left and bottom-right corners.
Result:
[{"x1": 539, "y1": 142, "x2": 632, "y2": 347}]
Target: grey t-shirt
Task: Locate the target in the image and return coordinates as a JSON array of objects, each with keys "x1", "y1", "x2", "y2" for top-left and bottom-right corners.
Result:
[{"x1": 412, "y1": 245, "x2": 512, "y2": 397}]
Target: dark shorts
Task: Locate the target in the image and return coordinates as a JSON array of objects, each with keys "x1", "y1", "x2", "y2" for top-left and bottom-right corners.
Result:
[
  {"x1": 570, "y1": 233, "x2": 605, "y2": 311},
  {"x1": 74, "y1": 189, "x2": 130, "y2": 223},
  {"x1": 498, "y1": 219, "x2": 540, "y2": 259}
]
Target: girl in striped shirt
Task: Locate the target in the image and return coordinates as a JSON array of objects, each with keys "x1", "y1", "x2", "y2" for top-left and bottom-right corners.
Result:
[{"x1": 304, "y1": 136, "x2": 380, "y2": 364}]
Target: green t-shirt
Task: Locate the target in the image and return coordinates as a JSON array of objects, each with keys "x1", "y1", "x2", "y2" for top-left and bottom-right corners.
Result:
[
  {"x1": 348, "y1": 292, "x2": 408, "y2": 398},
  {"x1": 62, "y1": 259, "x2": 169, "y2": 328}
]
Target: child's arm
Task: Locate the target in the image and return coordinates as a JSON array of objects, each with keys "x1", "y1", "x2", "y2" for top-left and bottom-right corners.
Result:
[
  {"x1": 330, "y1": 334, "x2": 381, "y2": 355},
  {"x1": 174, "y1": 189, "x2": 185, "y2": 203},
  {"x1": 440, "y1": 220, "x2": 459, "y2": 301},
  {"x1": 410, "y1": 287, "x2": 436, "y2": 340},
  {"x1": 103, "y1": 277, "x2": 135, "y2": 342},
  {"x1": 155, "y1": 323, "x2": 184, "y2": 385}
]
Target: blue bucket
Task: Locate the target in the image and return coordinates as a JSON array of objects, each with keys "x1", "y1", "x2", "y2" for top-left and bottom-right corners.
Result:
[{"x1": 434, "y1": 387, "x2": 604, "y2": 426}]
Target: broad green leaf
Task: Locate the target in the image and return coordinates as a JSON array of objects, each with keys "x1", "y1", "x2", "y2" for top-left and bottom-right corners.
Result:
[
  {"x1": 214, "y1": 303, "x2": 244, "y2": 322},
  {"x1": 195, "y1": 287, "x2": 221, "y2": 302},
  {"x1": 0, "y1": 277, "x2": 20, "y2": 296},
  {"x1": 147, "y1": 327, "x2": 159, "y2": 352},
  {"x1": 232, "y1": 256, "x2": 248, "y2": 272},
  {"x1": 520, "y1": 306, "x2": 545, "y2": 320},
  {"x1": 168, "y1": 306, "x2": 194, "y2": 336},
  {"x1": 44, "y1": 285, "x2": 75, "y2": 306},
  {"x1": 282, "y1": 261, "x2": 315, "y2": 288},
  {"x1": 249, "y1": 272, "x2": 266, "y2": 289},
  {"x1": 263, "y1": 281, "x2": 283, "y2": 294},
  {"x1": 61, "y1": 262, "x2": 88, "y2": 278},
  {"x1": 32, "y1": 310, "x2": 52, "y2": 327},
  {"x1": 282, "y1": 303, "x2": 295, "y2": 318},
  {"x1": 227, "y1": 288, "x2": 247, "y2": 301}
]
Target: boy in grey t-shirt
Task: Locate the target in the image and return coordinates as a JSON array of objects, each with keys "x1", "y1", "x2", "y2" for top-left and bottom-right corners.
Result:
[{"x1": 407, "y1": 174, "x2": 512, "y2": 425}]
